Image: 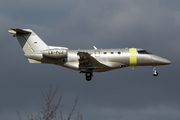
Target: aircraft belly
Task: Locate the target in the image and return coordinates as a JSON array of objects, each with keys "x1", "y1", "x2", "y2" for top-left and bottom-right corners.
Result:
[{"x1": 102, "y1": 61, "x2": 120, "y2": 68}]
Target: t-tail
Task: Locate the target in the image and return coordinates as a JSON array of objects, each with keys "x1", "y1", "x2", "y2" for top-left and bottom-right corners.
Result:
[{"x1": 9, "y1": 28, "x2": 68, "y2": 63}]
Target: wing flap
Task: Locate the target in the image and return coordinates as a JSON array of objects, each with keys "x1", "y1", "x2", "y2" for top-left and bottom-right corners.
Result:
[{"x1": 78, "y1": 52, "x2": 108, "y2": 71}]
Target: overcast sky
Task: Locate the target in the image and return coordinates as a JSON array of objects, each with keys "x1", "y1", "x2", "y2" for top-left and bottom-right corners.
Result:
[{"x1": 0, "y1": 0, "x2": 180, "y2": 120}]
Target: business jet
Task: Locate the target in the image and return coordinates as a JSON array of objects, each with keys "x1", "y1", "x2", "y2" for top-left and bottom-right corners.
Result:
[{"x1": 9, "y1": 28, "x2": 171, "y2": 81}]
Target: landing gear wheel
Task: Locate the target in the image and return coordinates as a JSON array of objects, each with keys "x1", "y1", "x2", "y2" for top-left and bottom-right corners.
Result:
[
  {"x1": 153, "y1": 71, "x2": 158, "y2": 76},
  {"x1": 86, "y1": 72, "x2": 92, "y2": 81},
  {"x1": 153, "y1": 66, "x2": 158, "y2": 76}
]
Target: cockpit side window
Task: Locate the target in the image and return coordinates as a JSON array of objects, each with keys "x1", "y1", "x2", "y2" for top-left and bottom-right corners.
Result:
[{"x1": 138, "y1": 50, "x2": 151, "y2": 54}]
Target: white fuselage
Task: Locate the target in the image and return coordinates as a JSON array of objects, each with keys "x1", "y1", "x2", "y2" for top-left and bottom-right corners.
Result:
[
  {"x1": 9, "y1": 28, "x2": 171, "y2": 80},
  {"x1": 36, "y1": 48, "x2": 170, "y2": 72}
]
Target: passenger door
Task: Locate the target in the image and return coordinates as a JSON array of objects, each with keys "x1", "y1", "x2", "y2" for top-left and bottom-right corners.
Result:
[{"x1": 95, "y1": 51, "x2": 100, "y2": 57}]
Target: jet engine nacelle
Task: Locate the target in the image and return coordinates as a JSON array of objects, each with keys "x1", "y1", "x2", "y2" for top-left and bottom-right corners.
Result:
[{"x1": 42, "y1": 49, "x2": 67, "y2": 59}]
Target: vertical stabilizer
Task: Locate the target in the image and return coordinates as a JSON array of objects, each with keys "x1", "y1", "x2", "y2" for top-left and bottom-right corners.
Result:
[{"x1": 9, "y1": 28, "x2": 49, "y2": 54}]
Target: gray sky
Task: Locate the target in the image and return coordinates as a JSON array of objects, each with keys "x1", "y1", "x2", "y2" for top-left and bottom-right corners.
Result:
[{"x1": 0, "y1": 0, "x2": 180, "y2": 120}]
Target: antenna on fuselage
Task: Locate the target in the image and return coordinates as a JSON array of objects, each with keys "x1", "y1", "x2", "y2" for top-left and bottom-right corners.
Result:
[{"x1": 93, "y1": 46, "x2": 97, "y2": 49}]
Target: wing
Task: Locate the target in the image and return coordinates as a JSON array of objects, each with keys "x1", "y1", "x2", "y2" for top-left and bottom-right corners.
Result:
[{"x1": 78, "y1": 52, "x2": 109, "y2": 72}]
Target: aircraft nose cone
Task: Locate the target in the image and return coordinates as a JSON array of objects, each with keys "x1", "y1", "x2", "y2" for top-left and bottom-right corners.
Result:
[
  {"x1": 152, "y1": 55, "x2": 171, "y2": 65},
  {"x1": 163, "y1": 59, "x2": 171, "y2": 65}
]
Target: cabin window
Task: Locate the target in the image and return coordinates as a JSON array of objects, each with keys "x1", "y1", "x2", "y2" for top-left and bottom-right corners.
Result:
[
  {"x1": 111, "y1": 52, "x2": 114, "y2": 54},
  {"x1": 77, "y1": 53, "x2": 79, "y2": 56},
  {"x1": 118, "y1": 52, "x2": 121, "y2": 54},
  {"x1": 104, "y1": 52, "x2": 107, "y2": 54}
]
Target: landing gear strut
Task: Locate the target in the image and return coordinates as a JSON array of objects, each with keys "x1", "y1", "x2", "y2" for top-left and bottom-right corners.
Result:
[
  {"x1": 153, "y1": 66, "x2": 158, "y2": 76},
  {"x1": 86, "y1": 72, "x2": 92, "y2": 81}
]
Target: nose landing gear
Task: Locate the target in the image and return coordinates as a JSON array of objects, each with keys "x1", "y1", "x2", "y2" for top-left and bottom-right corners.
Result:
[{"x1": 153, "y1": 67, "x2": 158, "y2": 76}]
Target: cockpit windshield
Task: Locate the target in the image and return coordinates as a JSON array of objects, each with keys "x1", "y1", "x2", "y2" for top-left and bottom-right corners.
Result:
[{"x1": 138, "y1": 50, "x2": 151, "y2": 54}]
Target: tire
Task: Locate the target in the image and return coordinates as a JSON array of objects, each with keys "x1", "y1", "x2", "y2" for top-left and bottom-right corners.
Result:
[
  {"x1": 86, "y1": 72, "x2": 92, "y2": 77},
  {"x1": 153, "y1": 72, "x2": 158, "y2": 76},
  {"x1": 86, "y1": 76, "x2": 92, "y2": 81},
  {"x1": 86, "y1": 72, "x2": 92, "y2": 81}
]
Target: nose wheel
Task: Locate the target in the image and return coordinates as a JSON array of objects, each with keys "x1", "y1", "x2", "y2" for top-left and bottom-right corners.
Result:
[{"x1": 153, "y1": 67, "x2": 158, "y2": 76}]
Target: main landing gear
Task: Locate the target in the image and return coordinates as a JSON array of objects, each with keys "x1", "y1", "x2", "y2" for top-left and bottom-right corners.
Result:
[
  {"x1": 86, "y1": 72, "x2": 93, "y2": 81},
  {"x1": 79, "y1": 71, "x2": 93, "y2": 81},
  {"x1": 153, "y1": 66, "x2": 158, "y2": 76}
]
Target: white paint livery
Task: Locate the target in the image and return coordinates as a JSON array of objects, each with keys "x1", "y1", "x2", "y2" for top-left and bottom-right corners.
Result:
[{"x1": 9, "y1": 28, "x2": 171, "y2": 81}]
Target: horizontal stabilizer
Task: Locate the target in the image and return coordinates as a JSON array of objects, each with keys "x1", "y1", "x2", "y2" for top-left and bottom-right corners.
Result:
[
  {"x1": 8, "y1": 28, "x2": 31, "y2": 34},
  {"x1": 28, "y1": 59, "x2": 41, "y2": 63}
]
